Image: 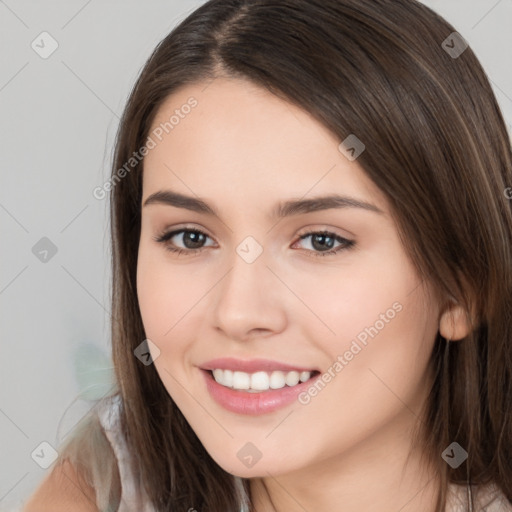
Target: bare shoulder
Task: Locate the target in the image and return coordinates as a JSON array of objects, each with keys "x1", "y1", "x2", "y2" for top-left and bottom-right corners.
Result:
[{"x1": 23, "y1": 458, "x2": 99, "y2": 512}]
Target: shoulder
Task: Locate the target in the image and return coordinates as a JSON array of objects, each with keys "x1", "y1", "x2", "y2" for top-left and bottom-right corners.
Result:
[
  {"x1": 23, "y1": 458, "x2": 99, "y2": 512},
  {"x1": 23, "y1": 394, "x2": 123, "y2": 512}
]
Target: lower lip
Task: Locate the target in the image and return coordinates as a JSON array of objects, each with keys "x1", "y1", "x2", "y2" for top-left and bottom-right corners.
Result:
[{"x1": 201, "y1": 369, "x2": 319, "y2": 415}]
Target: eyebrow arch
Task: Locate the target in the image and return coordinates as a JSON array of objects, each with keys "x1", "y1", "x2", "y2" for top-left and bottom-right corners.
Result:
[{"x1": 143, "y1": 190, "x2": 384, "y2": 217}]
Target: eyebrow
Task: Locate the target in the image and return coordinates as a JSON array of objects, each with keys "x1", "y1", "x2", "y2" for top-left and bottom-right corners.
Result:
[{"x1": 143, "y1": 189, "x2": 384, "y2": 217}]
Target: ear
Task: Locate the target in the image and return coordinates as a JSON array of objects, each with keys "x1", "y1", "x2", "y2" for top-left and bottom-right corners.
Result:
[{"x1": 439, "y1": 300, "x2": 472, "y2": 341}]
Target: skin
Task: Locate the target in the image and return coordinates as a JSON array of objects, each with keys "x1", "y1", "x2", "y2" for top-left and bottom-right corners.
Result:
[{"x1": 136, "y1": 76, "x2": 470, "y2": 512}]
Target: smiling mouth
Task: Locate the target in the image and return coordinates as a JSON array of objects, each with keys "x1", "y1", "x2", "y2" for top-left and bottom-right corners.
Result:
[{"x1": 207, "y1": 368, "x2": 320, "y2": 392}]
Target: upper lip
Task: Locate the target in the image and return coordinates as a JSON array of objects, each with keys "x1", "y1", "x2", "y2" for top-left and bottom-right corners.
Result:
[{"x1": 200, "y1": 357, "x2": 318, "y2": 373}]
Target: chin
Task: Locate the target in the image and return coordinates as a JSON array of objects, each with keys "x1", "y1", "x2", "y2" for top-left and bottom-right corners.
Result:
[
  {"x1": 203, "y1": 446, "x2": 296, "y2": 479},
  {"x1": 214, "y1": 458, "x2": 276, "y2": 479}
]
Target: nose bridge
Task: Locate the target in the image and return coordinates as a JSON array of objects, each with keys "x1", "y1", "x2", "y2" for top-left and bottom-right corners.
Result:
[
  {"x1": 212, "y1": 236, "x2": 285, "y2": 340},
  {"x1": 219, "y1": 237, "x2": 270, "y2": 311}
]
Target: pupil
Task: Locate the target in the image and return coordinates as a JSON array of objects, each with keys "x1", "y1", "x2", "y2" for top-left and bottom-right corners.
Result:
[
  {"x1": 184, "y1": 231, "x2": 205, "y2": 249},
  {"x1": 312, "y1": 234, "x2": 334, "y2": 251}
]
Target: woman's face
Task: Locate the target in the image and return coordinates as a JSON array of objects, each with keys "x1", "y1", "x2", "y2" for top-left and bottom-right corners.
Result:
[{"x1": 137, "y1": 77, "x2": 441, "y2": 478}]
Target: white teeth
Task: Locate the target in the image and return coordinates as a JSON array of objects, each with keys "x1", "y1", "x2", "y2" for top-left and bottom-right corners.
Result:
[
  {"x1": 213, "y1": 369, "x2": 223, "y2": 382},
  {"x1": 285, "y1": 371, "x2": 300, "y2": 386},
  {"x1": 214, "y1": 368, "x2": 234, "y2": 388},
  {"x1": 232, "y1": 371, "x2": 250, "y2": 390},
  {"x1": 299, "y1": 371, "x2": 310, "y2": 382},
  {"x1": 250, "y1": 371, "x2": 270, "y2": 390},
  {"x1": 269, "y1": 371, "x2": 286, "y2": 389},
  {"x1": 211, "y1": 369, "x2": 313, "y2": 391},
  {"x1": 223, "y1": 369, "x2": 233, "y2": 387}
]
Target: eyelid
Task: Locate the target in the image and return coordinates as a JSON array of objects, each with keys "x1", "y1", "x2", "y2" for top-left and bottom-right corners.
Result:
[
  {"x1": 292, "y1": 229, "x2": 355, "y2": 256},
  {"x1": 155, "y1": 223, "x2": 352, "y2": 244},
  {"x1": 153, "y1": 223, "x2": 356, "y2": 259},
  {"x1": 153, "y1": 224, "x2": 217, "y2": 248},
  {"x1": 295, "y1": 224, "x2": 355, "y2": 240},
  {"x1": 157, "y1": 223, "x2": 216, "y2": 241}
]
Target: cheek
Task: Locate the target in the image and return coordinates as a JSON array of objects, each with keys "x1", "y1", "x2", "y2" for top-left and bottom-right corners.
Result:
[
  {"x1": 292, "y1": 246, "x2": 437, "y2": 399},
  {"x1": 136, "y1": 244, "x2": 196, "y2": 351},
  {"x1": 137, "y1": 262, "x2": 170, "y2": 339},
  {"x1": 286, "y1": 249, "x2": 416, "y2": 345},
  {"x1": 287, "y1": 273, "x2": 437, "y2": 462},
  {"x1": 136, "y1": 247, "x2": 203, "y2": 407}
]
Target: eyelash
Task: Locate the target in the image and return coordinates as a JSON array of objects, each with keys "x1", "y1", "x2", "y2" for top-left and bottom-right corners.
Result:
[{"x1": 153, "y1": 227, "x2": 355, "y2": 258}]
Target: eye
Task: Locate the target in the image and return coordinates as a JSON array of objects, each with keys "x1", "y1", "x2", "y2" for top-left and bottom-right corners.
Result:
[
  {"x1": 293, "y1": 230, "x2": 355, "y2": 258},
  {"x1": 153, "y1": 227, "x2": 355, "y2": 257},
  {"x1": 153, "y1": 227, "x2": 215, "y2": 255}
]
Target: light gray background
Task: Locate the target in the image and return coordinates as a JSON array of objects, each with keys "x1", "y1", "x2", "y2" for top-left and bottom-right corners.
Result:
[{"x1": 1, "y1": 1, "x2": 511, "y2": 510}]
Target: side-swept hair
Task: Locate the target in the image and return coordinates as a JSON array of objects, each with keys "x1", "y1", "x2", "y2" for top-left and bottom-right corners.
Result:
[{"x1": 53, "y1": 1, "x2": 512, "y2": 511}]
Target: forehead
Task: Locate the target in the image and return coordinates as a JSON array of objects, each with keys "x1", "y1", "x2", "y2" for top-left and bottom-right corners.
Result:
[{"x1": 142, "y1": 77, "x2": 385, "y2": 211}]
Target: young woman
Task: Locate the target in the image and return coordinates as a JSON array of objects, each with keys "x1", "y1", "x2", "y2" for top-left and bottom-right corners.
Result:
[{"x1": 24, "y1": 0, "x2": 512, "y2": 511}]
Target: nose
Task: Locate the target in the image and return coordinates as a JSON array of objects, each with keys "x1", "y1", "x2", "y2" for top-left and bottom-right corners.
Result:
[{"x1": 211, "y1": 244, "x2": 287, "y2": 342}]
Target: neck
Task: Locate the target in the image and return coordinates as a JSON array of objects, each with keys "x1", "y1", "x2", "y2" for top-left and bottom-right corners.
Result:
[{"x1": 249, "y1": 417, "x2": 441, "y2": 512}]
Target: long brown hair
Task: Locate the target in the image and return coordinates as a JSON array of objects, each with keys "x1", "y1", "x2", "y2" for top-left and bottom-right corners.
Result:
[{"x1": 56, "y1": 0, "x2": 512, "y2": 510}]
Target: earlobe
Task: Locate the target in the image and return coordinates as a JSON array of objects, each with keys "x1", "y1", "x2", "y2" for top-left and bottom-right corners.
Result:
[{"x1": 439, "y1": 301, "x2": 472, "y2": 341}]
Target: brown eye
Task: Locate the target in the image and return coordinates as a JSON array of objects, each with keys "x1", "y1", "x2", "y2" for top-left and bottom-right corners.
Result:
[
  {"x1": 294, "y1": 230, "x2": 355, "y2": 257},
  {"x1": 154, "y1": 228, "x2": 214, "y2": 254}
]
